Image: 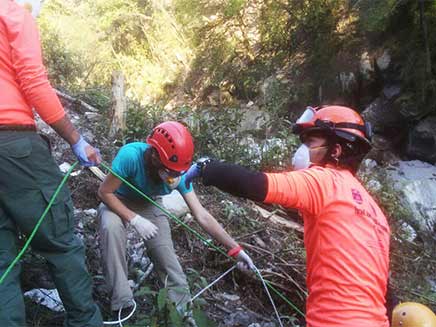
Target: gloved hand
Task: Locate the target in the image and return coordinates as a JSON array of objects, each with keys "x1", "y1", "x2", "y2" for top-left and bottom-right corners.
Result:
[
  {"x1": 72, "y1": 136, "x2": 101, "y2": 167},
  {"x1": 228, "y1": 245, "x2": 255, "y2": 272},
  {"x1": 184, "y1": 163, "x2": 201, "y2": 188},
  {"x1": 130, "y1": 214, "x2": 159, "y2": 241},
  {"x1": 184, "y1": 157, "x2": 211, "y2": 188},
  {"x1": 236, "y1": 250, "x2": 255, "y2": 272}
]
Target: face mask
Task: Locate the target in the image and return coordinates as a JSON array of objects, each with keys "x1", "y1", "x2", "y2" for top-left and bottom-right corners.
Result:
[
  {"x1": 291, "y1": 144, "x2": 312, "y2": 170},
  {"x1": 158, "y1": 169, "x2": 181, "y2": 190},
  {"x1": 15, "y1": 0, "x2": 42, "y2": 18}
]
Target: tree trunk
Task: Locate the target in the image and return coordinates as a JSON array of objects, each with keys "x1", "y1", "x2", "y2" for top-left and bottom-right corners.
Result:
[{"x1": 109, "y1": 71, "x2": 126, "y2": 138}]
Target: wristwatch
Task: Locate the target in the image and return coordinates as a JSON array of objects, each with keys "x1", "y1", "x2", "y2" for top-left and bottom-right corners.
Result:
[{"x1": 197, "y1": 157, "x2": 212, "y2": 176}]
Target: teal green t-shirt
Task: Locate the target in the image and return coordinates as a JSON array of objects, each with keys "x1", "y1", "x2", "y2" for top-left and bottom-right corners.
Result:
[{"x1": 111, "y1": 142, "x2": 193, "y2": 199}]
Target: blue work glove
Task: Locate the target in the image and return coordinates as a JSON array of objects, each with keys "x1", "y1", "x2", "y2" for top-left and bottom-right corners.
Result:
[
  {"x1": 184, "y1": 158, "x2": 212, "y2": 188},
  {"x1": 71, "y1": 136, "x2": 101, "y2": 167},
  {"x1": 184, "y1": 163, "x2": 201, "y2": 188}
]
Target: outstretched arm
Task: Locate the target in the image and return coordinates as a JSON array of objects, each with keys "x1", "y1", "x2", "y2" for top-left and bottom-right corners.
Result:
[
  {"x1": 198, "y1": 160, "x2": 319, "y2": 212},
  {"x1": 183, "y1": 190, "x2": 238, "y2": 250},
  {"x1": 202, "y1": 161, "x2": 268, "y2": 202},
  {"x1": 183, "y1": 190, "x2": 254, "y2": 270}
]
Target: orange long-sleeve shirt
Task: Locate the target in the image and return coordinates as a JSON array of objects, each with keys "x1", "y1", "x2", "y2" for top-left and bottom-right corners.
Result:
[
  {"x1": 265, "y1": 166, "x2": 390, "y2": 327},
  {"x1": 0, "y1": 0, "x2": 65, "y2": 125}
]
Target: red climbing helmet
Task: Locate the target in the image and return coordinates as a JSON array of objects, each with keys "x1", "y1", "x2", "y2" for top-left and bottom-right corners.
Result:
[
  {"x1": 293, "y1": 105, "x2": 372, "y2": 152},
  {"x1": 146, "y1": 121, "x2": 194, "y2": 172}
]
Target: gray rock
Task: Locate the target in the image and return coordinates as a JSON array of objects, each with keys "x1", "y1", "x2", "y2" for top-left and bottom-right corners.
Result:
[
  {"x1": 361, "y1": 91, "x2": 403, "y2": 134},
  {"x1": 83, "y1": 209, "x2": 98, "y2": 217},
  {"x1": 367, "y1": 179, "x2": 382, "y2": 192},
  {"x1": 360, "y1": 52, "x2": 374, "y2": 79},
  {"x1": 161, "y1": 191, "x2": 190, "y2": 218},
  {"x1": 24, "y1": 289, "x2": 65, "y2": 312},
  {"x1": 406, "y1": 116, "x2": 436, "y2": 164},
  {"x1": 84, "y1": 112, "x2": 102, "y2": 123},
  {"x1": 368, "y1": 134, "x2": 400, "y2": 164},
  {"x1": 361, "y1": 159, "x2": 378, "y2": 171},
  {"x1": 376, "y1": 50, "x2": 391, "y2": 71},
  {"x1": 386, "y1": 160, "x2": 436, "y2": 245},
  {"x1": 218, "y1": 305, "x2": 279, "y2": 327},
  {"x1": 217, "y1": 292, "x2": 240, "y2": 302},
  {"x1": 399, "y1": 222, "x2": 417, "y2": 242},
  {"x1": 239, "y1": 108, "x2": 270, "y2": 132},
  {"x1": 426, "y1": 276, "x2": 436, "y2": 292},
  {"x1": 382, "y1": 85, "x2": 401, "y2": 100}
]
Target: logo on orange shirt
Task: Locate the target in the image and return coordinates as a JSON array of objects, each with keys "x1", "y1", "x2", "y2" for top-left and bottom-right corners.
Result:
[{"x1": 351, "y1": 188, "x2": 363, "y2": 204}]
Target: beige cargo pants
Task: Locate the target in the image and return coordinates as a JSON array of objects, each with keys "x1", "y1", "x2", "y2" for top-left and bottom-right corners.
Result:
[{"x1": 97, "y1": 197, "x2": 191, "y2": 312}]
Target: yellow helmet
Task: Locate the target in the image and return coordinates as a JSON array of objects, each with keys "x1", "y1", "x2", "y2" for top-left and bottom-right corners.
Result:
[{"x1": 392, "y1": 302, "x2": 436, "y2": 327}]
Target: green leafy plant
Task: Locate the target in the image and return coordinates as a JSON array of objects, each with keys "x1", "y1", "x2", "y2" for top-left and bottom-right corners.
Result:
[{"x1": 131, "y1": 284, "x2": 216, "y2": 327}]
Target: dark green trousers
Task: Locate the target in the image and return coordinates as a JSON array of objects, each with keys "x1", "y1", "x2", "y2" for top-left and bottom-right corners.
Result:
[{"x1": 0, "y1": 131, "x2": 102, "y2": 327}]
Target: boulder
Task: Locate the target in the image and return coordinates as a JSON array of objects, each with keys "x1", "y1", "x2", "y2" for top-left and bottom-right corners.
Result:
[
  {"x1": 406, "y1": 116, "x2": 436, "y2": 164},
  {"x1": 161, "y1": 190, "x2": 190, "y2": 218},
  {"x1": 386, "y1": 160, "x2": 436, "y2": 246},
  {"x1": 367, "y1": 134, "x2": 400, "y2": 164},
  {"x1": 376, "y1": 50, "x2": 391, "y2": 71},
  {"x1": 361, "y1": 85, "x2": 402, "y2": 134},
  {"x1": 238, "y1": 108, "x2": 270, "y2": 132}
]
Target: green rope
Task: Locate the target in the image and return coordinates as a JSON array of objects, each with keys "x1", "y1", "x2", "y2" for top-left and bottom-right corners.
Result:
[
  {"x1": 0, "y1": 159, "x2": 304, "y2": 318},
  {"x1": 101, "y1": 162, "x2": 305, "y2": 317},
  {"x1": 0, "y1": 161, "x2": 78, "y2": 285},
  {"x1": 100, "y1": 162, "x2": 228, "y2": 258}
]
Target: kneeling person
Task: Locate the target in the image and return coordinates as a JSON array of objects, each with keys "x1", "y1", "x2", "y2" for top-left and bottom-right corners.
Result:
[{"x1": 97, "y1": 121, "x2": 253, "y2": 316}]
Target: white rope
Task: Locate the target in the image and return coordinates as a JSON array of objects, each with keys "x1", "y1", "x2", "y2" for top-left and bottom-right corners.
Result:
[
  {"x1": 253, "y1": 265, "x2": 284, "y2": 327},
  {"x1": 100, "y1": 265, "x2": 282, "y2": 327},
  {"x1": 103, "y1": 299, "x2": 137, "y2": 326},
  {"x1": 191, "y1": 265, "x2": 237, "y2": 302}
]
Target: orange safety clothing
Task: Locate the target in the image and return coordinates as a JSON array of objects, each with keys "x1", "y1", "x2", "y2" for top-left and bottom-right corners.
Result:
[
  {"x1": 0, "y1": 1, "x2": 65, "y2": 126},
  {"x1": 265, "y1": 166, "x2": 390, "y2": 327}
]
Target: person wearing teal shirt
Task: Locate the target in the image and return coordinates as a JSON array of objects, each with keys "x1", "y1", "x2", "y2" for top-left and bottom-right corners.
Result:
[{"x1": 97, "y1": 122, "x2": 254, "y2": 324}]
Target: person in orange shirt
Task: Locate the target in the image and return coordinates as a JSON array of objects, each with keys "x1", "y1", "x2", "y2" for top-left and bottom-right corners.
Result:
[
  {"x1": 185, "y1": 105, "x2": 390, "y2": 327},
  {"x1": 0, "y1": 1, "x2": 102, "y2": 326}
]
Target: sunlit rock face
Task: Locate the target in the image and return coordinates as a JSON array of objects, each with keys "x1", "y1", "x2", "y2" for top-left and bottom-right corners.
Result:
[{"x1": 386, "y1": 160, "x2": 436, "y2": 246}]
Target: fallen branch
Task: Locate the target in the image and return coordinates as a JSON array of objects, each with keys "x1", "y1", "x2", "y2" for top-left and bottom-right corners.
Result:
[
  {"x1": 239, "y1": 241, "x2": 274, "y2": 256},
  {"x1": 55, "y1": 89, "x2": 98, "y2": 113},
  {"x1": 253, "y1": 204, "x2": 303, "y2": 233},
  {"x1": 88, "y1": 166, "x2": 106, "y2": 181}
]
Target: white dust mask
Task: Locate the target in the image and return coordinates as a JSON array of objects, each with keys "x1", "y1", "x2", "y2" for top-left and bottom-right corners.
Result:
[
  {"x1": 158, "y1": 169, "x2": 181, "y2": 190},
  {"x1": 291, "y1": 144, "x2": 312, "y2": 170}
]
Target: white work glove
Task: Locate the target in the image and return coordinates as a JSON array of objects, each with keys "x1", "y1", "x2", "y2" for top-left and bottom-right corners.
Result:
[
  {"x1": 229, "y1": 245, "x2": 255, "y2": 272},
  {"x1": 130, "y1": 214, "x2": 158, "y2": 241},
  {"x1": 236, "y1": 250, "x2": 255, "y2": 272}
]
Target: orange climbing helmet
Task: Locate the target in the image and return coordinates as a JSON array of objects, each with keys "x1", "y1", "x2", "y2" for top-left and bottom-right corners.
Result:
[
  {"x1": 293, "y1": 105, "x2": 372, "y2": 152},
  {"x1": 146, "y1": 121, "x2": 194, "y2": 172}
]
